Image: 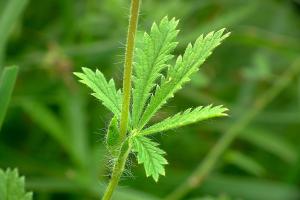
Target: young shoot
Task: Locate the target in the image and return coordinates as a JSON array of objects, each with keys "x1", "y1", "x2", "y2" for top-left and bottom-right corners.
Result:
[{"x1": 74, "y1": 1, "x2": 229, "y2": 198}]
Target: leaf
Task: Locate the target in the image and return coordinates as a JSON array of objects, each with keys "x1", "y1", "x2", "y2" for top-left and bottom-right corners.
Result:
[
  {"x1": 131, "y1": 136, "x2": 168, "y2": 182},
  {"x1": 62, "y1": 91, "x2": 89, "y2": 166},
  {"x1": 132, "y1": 17, "x2": 179, "y2": 127},
  {"x1": 138, "y1": 29, "x2": 230, "y2": 129},
  {"x1": 0, "y1": 66, "x2": 18, "y2": 130},
  {"x1": 106, "y1": 116, "x2": 121, "y2": 156},
  {"x1": 0, "y1": 168, "x2": 32, "y2": 200},
  {"x1": 74, "y1": 67, "x2": 122, "y2": 119},
  {"x1": 140, "y1": 105, "x2": 228, "y2": 135}
]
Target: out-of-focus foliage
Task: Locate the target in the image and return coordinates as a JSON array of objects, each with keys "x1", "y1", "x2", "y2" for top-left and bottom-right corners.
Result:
[
  {"x1": 0, "y1": 0, "x2": 300, "y2": 199},
  {"x1": 0, "y1": 66, "x2": 18, "y2": 129}
]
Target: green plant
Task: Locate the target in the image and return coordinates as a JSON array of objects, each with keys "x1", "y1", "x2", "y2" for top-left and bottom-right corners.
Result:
[
  {"x1": 74, "y1": 0, "x2": 229, "y2": 199},
  {"x1": 0, "y1": 168, "x2": 32, "y2": 200}
]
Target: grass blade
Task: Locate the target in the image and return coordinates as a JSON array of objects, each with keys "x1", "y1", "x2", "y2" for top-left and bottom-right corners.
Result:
[
  {"x1": 0, "y1": 66, "x2": 18, "y2": 130},
  {"x1": 0, "y1": 0, "x2": 29, "y2": 67}
]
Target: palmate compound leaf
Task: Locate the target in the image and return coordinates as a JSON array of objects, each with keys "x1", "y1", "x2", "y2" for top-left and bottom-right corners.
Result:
[
  {"x1": 131, "y1": 135, "x2": 168, "y2": 182},
  {"x1": 138, "y1": 29, "x2": 230, "y2": 129},
  {"x1": 0, "y1": 168, "x2": 33, "y2": 200},
  {"x1": 140, "y1": 105, "x2": 228, "y2": 135},
  {"x1": 74, "y1": 67, "x2": 122, "y2": 119},
  {"x1": 132, "y1": 17, "x2": 179, "y2": 127}
]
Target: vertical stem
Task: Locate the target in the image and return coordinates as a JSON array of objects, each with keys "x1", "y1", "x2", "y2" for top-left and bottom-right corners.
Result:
[
  {"x1": 102, "y1": 1, "x2": 140, "y2": 199},
  {"x1": 102, "y1": 141, "x2": 131, "y2": 200},
  {"x1": 165, "y1": 59, "x2": 300, "y2": 200},
  {"x1": 119, "y1": 0, "x2": 140, "y2": 141}
]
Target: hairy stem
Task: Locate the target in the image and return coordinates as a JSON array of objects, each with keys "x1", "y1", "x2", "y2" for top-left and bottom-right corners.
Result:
[
  {"x1": 119, "y1": 0, "x2": 140, "y2": 141},
  {"x1": 102, "y1": 0, "x2": 140, "y2": 199},
  {"x1": 102, "y1": 141, "x2": 131, "y2": 200},
  {"x1": 165, "y1": 59, "x2": 300, "y2": 200}
]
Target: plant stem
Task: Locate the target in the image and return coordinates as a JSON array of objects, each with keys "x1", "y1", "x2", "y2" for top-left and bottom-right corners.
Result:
[
  {"x1": 165, "y1": 59, "x2": 300, "y2": 200},
  {"x1": 102, "y1": 141, "x2": 131, "y2": 200},
  {"x1": 119, "y1": 0, "x2": 140, "y2": 141},
  {"x1": 102, "y1": 0, "x2": 140, "y2": 199}
]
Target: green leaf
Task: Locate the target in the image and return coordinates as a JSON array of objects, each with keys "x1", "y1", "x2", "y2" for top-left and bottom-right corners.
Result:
[
  {"x1": 74, "y1": 67, "x2": 122, "y2": 119},
  {"x1": 132, "y1": 17, "x2": 179, "y2": 127},
  {"x1": 106, "y1": 116, "x2": 121, "y2": 156},
  {"x1": 0, "y1": 168, "x2": 32, "y2": 200},
  {"x1": 0, "y1": 66, "x2": 18, "y2": 130},
  {"x1": 131, "y1": 136, "x2": 168, "y2": 182},
  {"x1": 138, "y1": 29, "x2": 230, "y2": 129},
  {"x1": 62, "y1": 91, "x2": 89, "y2": 167},
  {"x1": 140, "y1": 105, "x2": 228, "y2": 135}
]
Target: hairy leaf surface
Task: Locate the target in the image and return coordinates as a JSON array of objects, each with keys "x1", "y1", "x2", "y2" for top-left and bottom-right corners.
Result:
[
  {"x1": 141, "y1": 105, "x2": 228, "y2": 135},
  {"x1": 132, "y1": 17, "x2": 179, "y2": 127},
  {"x1": 138, "y1": 29, "x2": 230, "y2": 129},
  {"x1": 74, "y1": 67, "x2": 122, "y2": 119},
  {"x1": 132, "y1": 136, "x2": 168, "y2": 182},
  {"x1": 0, "y1": 168, "x2": 32, "y2": 200}
]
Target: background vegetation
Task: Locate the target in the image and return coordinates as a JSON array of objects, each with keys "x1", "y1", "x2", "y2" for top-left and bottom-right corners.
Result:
[{"x1": 1, "y1": 0, "x2": 300, "y2": 199}]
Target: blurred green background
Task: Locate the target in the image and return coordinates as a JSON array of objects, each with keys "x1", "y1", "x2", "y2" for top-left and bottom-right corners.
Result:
[{"x1": 1, "y1": 0, "x2": 300, "y2": 199}]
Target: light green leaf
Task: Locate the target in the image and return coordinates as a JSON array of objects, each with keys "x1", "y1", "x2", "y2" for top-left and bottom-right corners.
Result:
[
  {"x1": 74, "y1": 67, "x2": 122, "y2": 119},
  {"x1": 106, "y1": 116, "x2": 121, "y2": 156},
  {"x1": 0, "y1": 66, "x2": 18, "y2": 130},
  {"x1": 132, "y1": 17, "x2": 179, "y2": 127},
  {"x1": 131, "y1": 136, "x2": 168, "y2": 182},
  {"x1": 0, "y1": 168, "x2": 32, "y2": 200},
  {"x1": 139, "y1": 29, "x2": 230, "y2": 129},
  {"x1": 141, "y1": 105, "x2": 227, "y2": 135}
]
